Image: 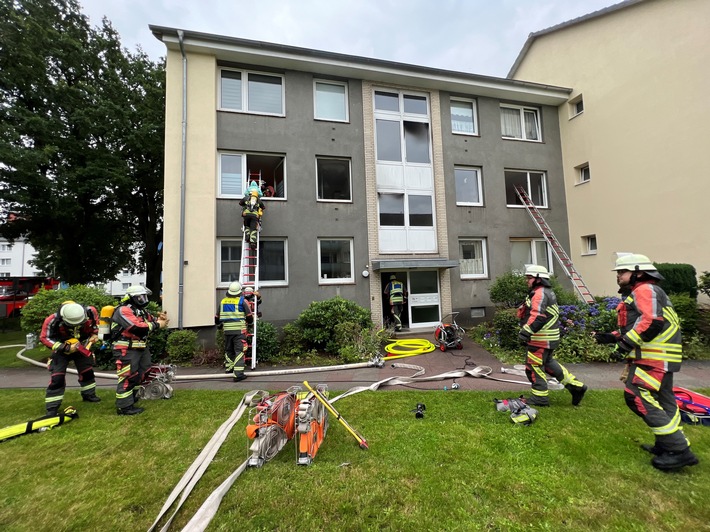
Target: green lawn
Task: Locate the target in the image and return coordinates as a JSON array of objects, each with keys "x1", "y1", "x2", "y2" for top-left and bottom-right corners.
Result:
[{"x1": 0, "y1": 387, "x2": 708, "y2": 531}]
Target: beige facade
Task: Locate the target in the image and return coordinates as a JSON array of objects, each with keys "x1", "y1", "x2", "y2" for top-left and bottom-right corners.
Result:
[{"x1": 510, "y1": 0, "x2": 710, "y2": 297}]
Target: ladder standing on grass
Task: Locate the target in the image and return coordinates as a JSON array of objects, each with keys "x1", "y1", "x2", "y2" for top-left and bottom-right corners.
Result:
[{"x1": 514, "y1": 185, "x2": 595, "y2": 304}]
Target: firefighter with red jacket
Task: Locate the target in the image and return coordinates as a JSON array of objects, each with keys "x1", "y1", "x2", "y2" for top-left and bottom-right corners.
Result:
[
  {"x1": 112, "y1": 285, "x2": 169, "y2": 416},
  {"x1": 41, "y1": 301, "x2": 101, "y2": 416},
  {"x1": 593, "y1": 254, "x2": 698, "y2": 471},
  {"x1": 518, "y1": 265, "x2": 587, "y2": 407}
]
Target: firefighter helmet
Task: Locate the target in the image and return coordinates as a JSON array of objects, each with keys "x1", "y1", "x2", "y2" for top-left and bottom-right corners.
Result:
[
  {"x1": 524, "y1": 264, "x2": 550, "y2": 279},
  {"x1": 227, "y1": 281, "x2": 242, "y2": 296},
  {"x1": 60, "y1": 303, "x2": 87, "y2": 326},
  {"x1": 125, "y1": 285, "x2": 152, "y2": 308},
  {"x1": 612, "y1": 253, "x2": 664, "y2": 280},
  {"x1": 389, "y1": 274, "x2": 397, "y2": 280}
]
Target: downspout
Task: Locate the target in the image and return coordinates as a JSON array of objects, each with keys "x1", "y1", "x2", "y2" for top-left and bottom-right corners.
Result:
[{"x1": 177, "y1": 30, "x2": 187, "y2": 329}]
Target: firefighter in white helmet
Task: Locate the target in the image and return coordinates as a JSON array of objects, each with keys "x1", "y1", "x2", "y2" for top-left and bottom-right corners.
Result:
[
  {"x1": 593, "y1": 254, "x2": 698, "y2": 471},
  {"x1": 112, "y1": 286, "x2": 169, "y2": 415},
  {"x1": 518, "y1": 265, "x2": 587, "y2": 407},
  {"x1": 216, "y1": 281, "x2": 251, "y2": 381},
  {"x1": 40, "y1": 301, "x2": 100, "y2": 416}
]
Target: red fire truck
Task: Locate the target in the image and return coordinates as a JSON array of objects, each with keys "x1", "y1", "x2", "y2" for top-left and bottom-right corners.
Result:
[{"x1": 0, "y1": 276, "x2": 61, "y2": 318}]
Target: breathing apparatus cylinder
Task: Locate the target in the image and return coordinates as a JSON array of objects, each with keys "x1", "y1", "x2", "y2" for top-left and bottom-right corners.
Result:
[{"x1": 99, "y1": 305, "x2": 115, "y2": 340}]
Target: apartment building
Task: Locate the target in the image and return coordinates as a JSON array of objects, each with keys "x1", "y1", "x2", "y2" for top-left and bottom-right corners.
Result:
[
  {"x1": 0, "y1": 239, "x2": 40, "y2": 277},
  {"x1": 150, "y1": 26, "x2": 574, "y2": 332},
  {"x1": 509, "y1": 0, "x2": 710, "y2": 297}
]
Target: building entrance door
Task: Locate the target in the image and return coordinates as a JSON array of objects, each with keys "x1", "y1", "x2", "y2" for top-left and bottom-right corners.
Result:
[{"x1": 407, "y1": 270, "x2": 440, "y2": 328}]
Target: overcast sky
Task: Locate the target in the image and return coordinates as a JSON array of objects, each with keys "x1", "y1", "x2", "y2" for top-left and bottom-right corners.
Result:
[{"x1": 77, "y1": 0, "x2": 621, "y2": 78}]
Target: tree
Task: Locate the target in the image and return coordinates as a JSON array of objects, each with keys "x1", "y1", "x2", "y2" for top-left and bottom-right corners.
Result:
[{"x1": 0, "y1": 0, "x2": 164, "y2": 297}]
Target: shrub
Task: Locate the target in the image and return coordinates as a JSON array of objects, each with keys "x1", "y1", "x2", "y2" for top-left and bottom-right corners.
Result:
[
  {"x1": 333, "y1": 321, "x2": 386, "y2": 363},
  {"x1": 294, "y1": 296, "x2": 372, "y2": 354},
  {"x1": 489, "y1": 272, "x2": 527, "y2": 308},
  {"x1": 492, "y1": 309, "x2": 520, "y2": 351},
  {"x1": 254, "y1": 321, "x2": 279, "y2": 363},
  {"x1": 699, "y1": 271, "x2": 710, "y2": 300},
  {"x1": 166, "y1": 329, "x2": 198, "y2": 364},
  {"x1": 656, "y1": 263, "x2": 698, "y2": 299},
  {"x1": 669, "y1": 293, "x2": 699, "y2": 337}
]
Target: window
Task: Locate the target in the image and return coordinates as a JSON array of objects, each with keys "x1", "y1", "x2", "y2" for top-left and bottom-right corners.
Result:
[
  {"x1": 500, "y1": 104, "x2": 541, "y2": 141},
  {"x1": 577, "y1": 164, "x2": 591, "y2": 184},
  {"x1": 455, "y1": 166, "x2": 483, "y2": 206},
  {"x1": 219, "y1": 69, "x2": 284, "y2": 116},
  {"x1": 0, "y1": 244, "x2": 11, "y2": 252},
  {"x1": 459, "y1": 239, "x2": 488, "y2": 279},
  {"x1": 0, "y1": 272, "x2": 9, "y2": 278},
  {"x1": 583, "y1": 235, "x2": 597, "y2": 255},
  {"x1": 121, "y1": 283, "x2": 130, "y2": 290},
  {"x1": 316, "y1": 157, "x2": 352, "y2": 201},
  {"x1": 408, "y1": 195, "x2": 433, "y2": 227},
  {"x1": 569, "y1": 95, "x2": 584, "y2": 118},
  {"x1": 451, "y1": 98, "x2": 478, "y2": 135},
  {"x1": 219, "y1": 239, "x2": 288, "y2": 286},
  {"x1": 374, "y1": 90, "x2": 431, "y2": 164},
  {"x1": 378, "y1": 193, "x2": 405, "y2": 226},
  {"x1": 314, "y1": 81, "x2": 348, "y2": 122},
  {"x1": 505, "y1": 170, "x2": 547, "y2": 207},
  {"x1": 219, "y1": 152, "x2": 286, "y2": 198},
  {"x1": 0, "y1": 259, "x2": 11, "y2": 266},
  {"x1": 318, "y1": 239, "x2": 353, "y2": 283},
  {"x1": 511, "y1": 239, "x2": 553, "y2": 274}
]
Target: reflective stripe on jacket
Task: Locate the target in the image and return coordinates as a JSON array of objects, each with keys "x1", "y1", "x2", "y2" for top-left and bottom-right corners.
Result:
[
  {"x1": 219, "y1": 296, "x2": 247, "y2": 332},
  {"x1": 521, "y1": 285, "x2": 560, "y2": 347},
  {"x1": 387, "y1": 281, "x2": 404, "y2": 304},
  {"x1": 617, "y1": 281, "x2": 682, "y2": 370}
]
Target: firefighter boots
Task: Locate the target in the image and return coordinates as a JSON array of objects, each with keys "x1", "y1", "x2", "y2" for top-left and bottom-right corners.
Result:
[
  {"x1": 568, "y1": 384, "x2": 588, "y2": 406},
  {"x1": 651, "y1": 448, "x2": 699, "y2": 471},
  {"x1": 234, "y1": 373, "x2": 247, "y2": 382},
  {"x1": 524, "y1": 395, "x2": 549, "y2": 407},
  {"x1": 117, "y1": 405, "x2": 144, "y2": 416},
  {"x1": 45, "y1": 407, "x2": 59, "y2": 417},
  {"x1": 82, "y1": 394, "x2": 101, "y2": 403},
  {"x1": 640, "y1": 443, "x2": 663, "y2": 456}
]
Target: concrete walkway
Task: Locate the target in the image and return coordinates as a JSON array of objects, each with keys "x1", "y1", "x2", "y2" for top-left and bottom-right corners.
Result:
[{"x1": 2, "y1": 340, "x2": 708, "y2": 393}]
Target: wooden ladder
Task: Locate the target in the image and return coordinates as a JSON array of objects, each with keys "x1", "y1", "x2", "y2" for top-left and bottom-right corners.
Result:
[{"x1": 514, "y1": 185, "x2": 595, "y2": 304}]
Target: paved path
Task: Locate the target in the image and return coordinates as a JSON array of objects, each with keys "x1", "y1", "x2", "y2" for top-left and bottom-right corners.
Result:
[{"x1": 2, "y1": 341, "x2": 708, "y2": 393}]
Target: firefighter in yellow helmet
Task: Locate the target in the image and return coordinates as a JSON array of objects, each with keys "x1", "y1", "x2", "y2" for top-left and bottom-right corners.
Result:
[
  {"x1": 593, "y1": 254, "x2": 698, "y2": 471},
  {"x1": 518, "y1": 265, "x2": 587, "y2": 407},
  {"x1": 40, "y1": 301, "x2": 100, "y2": 416},
  {"x1": 216, "y1": 281, "x2": 250, "y2": 381}
]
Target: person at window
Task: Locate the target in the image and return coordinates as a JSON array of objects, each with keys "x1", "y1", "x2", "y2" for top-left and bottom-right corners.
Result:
[
  {"x1": 112, "y1": 286, "x2": 169, "y2": 416},
  {"x1": 216, "y1": 281, "x2": 250, "y2": 382},
  {"x1": 518, "y1": 264, "x2": 587, "y2": 407},
  {"x1": 384, "y1": 274, "x2": 407, "y2": 331},
  {"x1": 239, "y1": 188, "x2": 265, "y2": 250},
  {"x1": 40, "y1": 301, "x2": 101, "y2": 416},
  {"x1": 593, "y1": 254, "x2": 698, "y2": 471}
]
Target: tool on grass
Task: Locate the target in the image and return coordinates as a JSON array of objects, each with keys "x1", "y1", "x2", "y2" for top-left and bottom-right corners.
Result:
[
  {"x1": 303, "y1": 380, "x2": 369, "y2": 450},
  {"x1": 0, "y1": 406, "x2": 78, "y2": 443}
]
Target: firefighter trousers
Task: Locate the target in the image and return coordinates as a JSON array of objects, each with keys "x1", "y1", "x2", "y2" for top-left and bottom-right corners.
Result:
[
  {"x1": 224, "y1": 331, "x2": 247, "y2": 376},
  {"x1": 525, "y1": 345, "x2": 584, "y2": 405},
  {"x1": 45, "y1": 351, "x2": 97, "y2": 413},
  {"x1": 624, "y1": 363, "x2": 689, "y2": 452},
  {"x1": 243, "y1": 215, "x2": 260, "y2": 246},
  {"x1": 114, "y1": 347, "x2": 152, "y2": 410}
]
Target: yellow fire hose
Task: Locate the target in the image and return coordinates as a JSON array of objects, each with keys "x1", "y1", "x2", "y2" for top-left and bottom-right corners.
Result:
[{"x1": 384, "y1": 339, "x2": 437, "y2": 360}]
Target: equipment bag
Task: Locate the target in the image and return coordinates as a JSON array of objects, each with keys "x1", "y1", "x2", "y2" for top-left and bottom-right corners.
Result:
[{"x1": 673, "y1": 387, "x2": 710, "y2": 426}]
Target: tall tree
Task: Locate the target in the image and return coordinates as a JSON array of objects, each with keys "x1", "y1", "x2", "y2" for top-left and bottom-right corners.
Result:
[{"x1": 0, "y1": 0, "x2": 164, "y2": 296}]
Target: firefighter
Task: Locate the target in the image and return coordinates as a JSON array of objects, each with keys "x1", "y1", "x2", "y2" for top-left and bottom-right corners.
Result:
[
  {"x1": 384, "y1": 274, "x2": 406, "y2": 331},
  {"x1": 40, "y1": 301, "x2": 101, "y2": 416},
  {"x1": 519, "y1": 265, "x2": 587, "y2": 407},
  {"x1": 112, "y1": 286, "x2": 169, "y2": 415},
  {"x1": 239, "y1": 189, "x2": 265, "y2": 249},
  {"x1": 216, "y1": 281, "x2": 251, "y2": 382},
  {"x1": 593, "y1": 254, "x2": 698, "y2": 471}
]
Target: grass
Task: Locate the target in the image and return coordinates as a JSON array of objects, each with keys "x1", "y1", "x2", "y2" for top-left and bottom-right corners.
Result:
[{"x1": 0, "y1": 387, "x2": 709, "y2": 531}]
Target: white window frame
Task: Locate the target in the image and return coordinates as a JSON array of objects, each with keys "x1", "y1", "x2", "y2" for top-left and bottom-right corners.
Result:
[
  {"x1": 454, "y1": 166, "x2": 483, "y2": 206},
  {"x1": 576, "y1": 163, "x2": 591, "y2": 185},
  {"x1": 582, "y1": 235, "x2": 597, "y2": 255},
  {"x1": 317, "y1": 238, "x2": 354, "y2": 285},
  {"x1": 0, "y1": 244, "x2": 11, "y2": 252},
  {"x1": 0, "y1": 259, "x2": 11, "y2": 266},
  {"x1": 218, "y1": 151, "x2": 287, "y2": 200},
  {"x1": 450, "y1": 97, "x2": 478, "y2": 136},
  {"x1": 314, "y1": 80, "x2": 349, "y2": 122},
  {"x1": 316, "y1": 157, "x2": 352, "y2": 202},
  {"x1": 500, "y1": 104, "x2": 541, "y2": 142},
  {"x1": 218, "y1": 68, "x2": 285, "y2": 117},
  {"x1": 459, "y1": 238, "x2": 488, "y2": 279},
  {"x1": 217, "y1": 239, "x2": 244, "y2": 287},
  {"x1": 505, "y1": 170, "x2": 548, "y2": 208},
  {"x1": 511, "y1": 239, "x2": 554, "y2": 275},
  {"x1": 217, "y1": 238, "x2": 289, "y2": 288},
  {"x1": 569, "y1": 95, "x2": 584, "y2": 118}
]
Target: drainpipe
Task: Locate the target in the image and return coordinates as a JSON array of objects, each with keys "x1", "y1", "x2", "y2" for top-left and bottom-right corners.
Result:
[{"x1": 177, "y1": 30, "x2": 187, "y2": 329}]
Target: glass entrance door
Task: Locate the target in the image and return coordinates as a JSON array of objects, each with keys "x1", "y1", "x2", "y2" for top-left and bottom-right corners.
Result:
[{"x1": 407, "y1": 270, "x2": 440, "y2": 328}]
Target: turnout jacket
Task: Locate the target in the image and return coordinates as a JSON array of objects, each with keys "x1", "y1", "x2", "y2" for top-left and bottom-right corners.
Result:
[
  {"x1": 112, "y1": 303, "x2": 159, "y2": 348},
  {"x1": 217, "y1": 295, "x2": 252, "y2": 332},
  {"x1": 613, "y1": 280, "x2": 682, "y2": 371},
  {"x1": 40, "y1": 306, "x2": 99, "y2": 356},
  {"x1": 519, "y1": 285, "x2": 560, "y2": 348}
]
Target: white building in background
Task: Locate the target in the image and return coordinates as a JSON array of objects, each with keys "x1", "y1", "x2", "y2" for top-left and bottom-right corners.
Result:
[{"x1": 0, "y1": 237, "x2": 145, "y2": 294}]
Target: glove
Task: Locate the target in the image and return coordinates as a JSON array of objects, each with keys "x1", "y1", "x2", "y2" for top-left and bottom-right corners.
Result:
[
  {"x1": 256, "y1": 311, "x2": 263, "y2": 318},
  {"x1": 610, "y1": 338, "x2": 633, "y2": 361},
  {"x1": 593, "y1": 332, "x2": 617, "y2": 344},
  {"x1": 518, "y1": 330, "x2": 532, "y2": 346}
]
